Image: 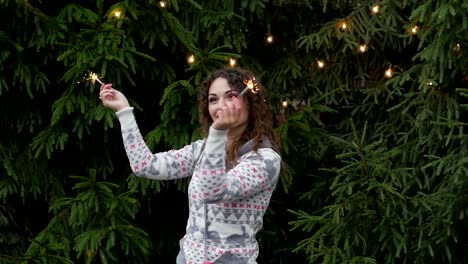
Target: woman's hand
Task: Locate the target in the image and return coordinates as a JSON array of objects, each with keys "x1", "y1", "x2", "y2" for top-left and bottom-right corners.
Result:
[
  {"x1": 99, "y1": 83, "x2": 130, "y2": 112},
  {"x1": 211, "y1": 96, "x2": 243, "y2": 130}
]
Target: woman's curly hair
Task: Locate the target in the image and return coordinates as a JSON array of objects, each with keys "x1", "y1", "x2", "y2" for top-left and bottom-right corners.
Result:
[{"x1": 198, "y1": 67, "x2": 281, "y2": 167}]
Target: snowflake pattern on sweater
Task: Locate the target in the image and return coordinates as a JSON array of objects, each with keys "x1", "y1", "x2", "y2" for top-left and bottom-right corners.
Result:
[{"x1": 116, "y1": 107, "x2": 281, "y2": 264}]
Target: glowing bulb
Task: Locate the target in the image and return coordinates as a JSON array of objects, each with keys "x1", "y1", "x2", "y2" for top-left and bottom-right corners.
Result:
[
  {"x1": 266, "y1": 35, "x2": 274, "y2": 43},
  {"x1": 187, "y1": 54, "x2": 195, "y2": 64},
  {"x1": 358, "y1": 44, "x2": 368, "y2": 53},
  {"x1": 384, "y1": 68, "x2": 394, "y2": 78},
  {"x1": 371, "y1": 5, "x2": 380, "y2": 14},
  {"x1": 427, "y1": 81, "x2": 434, "y2": 86},
  {"x1": 228, "y1": 58, "x2": 237, "y2": 67},
  {"x1": 454, "y1": 43, "x2": 461, "y2": 52},
  {"x1": 281, "y1": 100, "x2": 288, "y2": 108},
  {"x1": 159, "y1": 1, "x2": 166, "y2": 7},
  {"x1": 113, "y1": 10, "x2": 122, "y2": 18},
  {"x1": 317, "y1": 60, "x2": 325, "y2": 68},
  {"x1": 339, "y1": 21, "x2": 348, "y2": 31},
  {"x1": 410, "y1": 26, "x2": 418, "y2": 34}
]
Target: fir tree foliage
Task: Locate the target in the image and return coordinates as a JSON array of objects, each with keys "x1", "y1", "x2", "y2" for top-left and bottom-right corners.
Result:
[
  {"x1": 1, "y1": 0, "x2": 467, "y2": 263},
  {"x1": 288, "y1": 0, "x2": 468, "y2": 263},
  {"x1": 23, "y1": 170, "x2": 151, "y2": 264}
]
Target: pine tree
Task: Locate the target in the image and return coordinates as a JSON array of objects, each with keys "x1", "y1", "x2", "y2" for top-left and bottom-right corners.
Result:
[
  {"x1": 1, "y1": 0, "x2": 467, "y2": 263},
  {"x1": 287, "y1": 0, "x2": 468, "y2": 263}
]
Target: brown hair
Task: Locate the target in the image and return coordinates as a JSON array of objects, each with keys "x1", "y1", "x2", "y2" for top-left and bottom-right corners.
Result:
[{"x1": 198, "y1": 67, "x2": 281, "y2": 167}]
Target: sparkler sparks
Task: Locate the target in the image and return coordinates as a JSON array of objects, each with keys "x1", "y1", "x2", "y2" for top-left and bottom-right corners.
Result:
[
  {"x1": 86, "y1": 72, "x2": 104, "y2": 85},
  {"x1": 238, "y1": 77, "x2": 259, "y2": 97}
]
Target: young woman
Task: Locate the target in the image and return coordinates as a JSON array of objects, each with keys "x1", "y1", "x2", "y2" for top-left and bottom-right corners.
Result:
[{"x1": 99, "y1": 67, "x2": 281, "y2": 264}]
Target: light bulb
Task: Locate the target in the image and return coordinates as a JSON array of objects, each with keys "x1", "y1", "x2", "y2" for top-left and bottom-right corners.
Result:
[
  {"x1": 384, "y1": 68, "x2": 393, "y2": 78},
  {"x1": 317, "y1": 60, "x2": 325, "y2": 68},
  {"x1": 187, "y1": 54, "x2": 195, "y2": 64},
  {"x1": 113, "y1": 10, "x2": 122, "y2": 18},
  {"x1": 282, "y1": 100, "x2": 288, "y2": 108},
  {"x1": 410, "y1": 26, "x2": 418, "y2": 34},
  {"x1": 266, "y1": 35, "x2": 274, "y2": 44},
  {"x1": 228, "y1": 58, "x2": 237, "y2": 67},
  {"x1": 358, "y1": 44, "x2": 368, "y2": 53},
  {"x1": 159, "y1": 1, "x2": 166, "y2": 7},
  {"x1": 339, "y1": 21, "x2": 348, "y2": 31},
  {"x1": 371, "y1": 5, "x2": 380, "y2": 14}
]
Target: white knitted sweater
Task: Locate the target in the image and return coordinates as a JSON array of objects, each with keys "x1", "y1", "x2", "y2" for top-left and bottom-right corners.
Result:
[{"x1": 116, "y1": 107, "x2": 281, "y2": 264}]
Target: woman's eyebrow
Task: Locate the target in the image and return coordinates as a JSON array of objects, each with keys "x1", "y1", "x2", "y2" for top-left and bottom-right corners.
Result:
[{"x1": 209, "y1": 90, "x2": 236, "y2": 96}]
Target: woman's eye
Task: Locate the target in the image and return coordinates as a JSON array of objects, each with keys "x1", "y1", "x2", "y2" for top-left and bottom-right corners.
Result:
[
  {"x1": 227, "y1": 92, "x2": 238, "y2": 99},
  {"x1": 208, "y1": 97, "x2": 218, "y2": 103}
]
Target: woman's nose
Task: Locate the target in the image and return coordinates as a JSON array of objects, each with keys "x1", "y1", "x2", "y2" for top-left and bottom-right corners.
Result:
[{"x1": 218, "y1": 97, "x2": 228, "y2": 107}]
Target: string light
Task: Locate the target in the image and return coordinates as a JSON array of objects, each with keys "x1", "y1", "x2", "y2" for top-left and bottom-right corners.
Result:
[
  {"x1": 384, "y1": 67, "x2": 394, "y2": 78},
  {"x1": 281, "y1": 99, "x2": 288, "y2": 108},
  {"x1": 159, "y1": 1, "x2": 167, "y2": 8},
  {"x1": 187, "y1": 54, "x2": 195, "y2": 65},
  {"x1": 228, "y1": 58, "x2": 237, "y2": 67},
  {"x1": 454, "y1": 43, "x2": 461, "y2": 52},
  {"x1": 371, "y1": 4, "x2": 380, "y2": 14},
  {"x1": 338, "y1": 20, "x2": 349, "y2": 31},
  {"x1": 266, "y1": 35, "x2": 274, "y2": 44},
  {"x1": 409, "y1": 25, "x2": 419, "y2": 35},
  {"x1": 358, "y1": 44, "x2": 368, "y2": 53},
  {"x1": 317, "y1": 60, "x2": 325, "y2": 68},
  {"x1": 113, "y1": 10, "x2": 122, "y2": 18}
]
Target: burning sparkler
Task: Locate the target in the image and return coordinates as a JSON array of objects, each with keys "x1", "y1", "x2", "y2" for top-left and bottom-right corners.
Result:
[
  {"x1": 86, "y1": 72, "x2": 104, "y2": 85},
  {"x1": 238, "y1": 77, "x2": 259, "y2": 97}
]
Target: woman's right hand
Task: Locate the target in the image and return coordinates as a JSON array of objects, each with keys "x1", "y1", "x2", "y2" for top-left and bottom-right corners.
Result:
[{"x1": 99, "y1": 83, "x2": 130, "y2": 112}]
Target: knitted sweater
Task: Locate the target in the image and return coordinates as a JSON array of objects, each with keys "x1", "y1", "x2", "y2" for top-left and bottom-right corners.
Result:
[{"x1": 116, "y1": 107, "x2": 281, "y2": 264}]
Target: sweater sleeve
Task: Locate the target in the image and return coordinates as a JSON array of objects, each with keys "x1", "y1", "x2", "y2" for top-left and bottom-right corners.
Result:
[
  {"x1": 116, "y1": 107, "x2": 204, "y2": 180},
  {"x1": 189, "y1": 126, "x2": 281, "y2": 202}
]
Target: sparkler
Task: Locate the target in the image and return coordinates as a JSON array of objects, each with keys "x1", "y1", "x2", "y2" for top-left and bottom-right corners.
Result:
[
  {"x1": 86, "y1": 72, "x2": 104, "y2": 85},
  {"x1": 238, "y1": 77, "x2": 259, "y2": 97}
]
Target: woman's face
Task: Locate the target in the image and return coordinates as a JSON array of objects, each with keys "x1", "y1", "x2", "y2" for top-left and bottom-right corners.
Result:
[{"x1": 208, "y1": 77, "x2": 249, "y2": 131}]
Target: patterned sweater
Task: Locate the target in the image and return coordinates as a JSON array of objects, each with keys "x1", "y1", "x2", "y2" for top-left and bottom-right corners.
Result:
[{"x1": 116, "y1": 107, "x2": 281, "y2": 264}]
